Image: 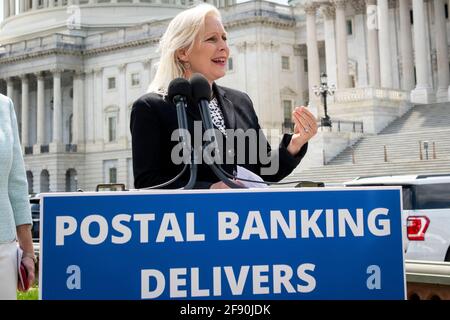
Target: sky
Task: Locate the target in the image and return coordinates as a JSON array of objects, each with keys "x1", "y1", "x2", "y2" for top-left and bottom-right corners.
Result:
[{"x1": 0, "y1": 0, "x2": 290, "y2": 24}]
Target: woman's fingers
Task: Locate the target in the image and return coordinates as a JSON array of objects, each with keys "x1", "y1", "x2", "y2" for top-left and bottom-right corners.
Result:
[
  {"x1": 292, "y1": 112, "x2": 309, "y2": 134},
  {"x1": 293, "y1": 106, "x2": 317, "y2": 133}
]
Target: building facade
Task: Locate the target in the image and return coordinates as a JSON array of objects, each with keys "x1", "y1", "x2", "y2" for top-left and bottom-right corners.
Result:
[{"x1": 0, "y1": 0, "x2": 449, "y2": 192}]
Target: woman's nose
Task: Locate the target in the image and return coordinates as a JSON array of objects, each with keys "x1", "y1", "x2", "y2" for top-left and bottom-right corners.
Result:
[{"x1": 218, "y1": 40, "x2": 228, "y2": 52}]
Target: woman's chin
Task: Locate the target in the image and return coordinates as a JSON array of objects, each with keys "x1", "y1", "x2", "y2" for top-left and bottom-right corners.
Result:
[{"x1": 213, "y1": 71, "x2": 226, "y2": 81}]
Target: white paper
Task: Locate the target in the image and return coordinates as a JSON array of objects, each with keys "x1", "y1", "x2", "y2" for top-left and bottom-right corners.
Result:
[{"x1": 236, "y1": 165, "x2": 269, "y2": 188}]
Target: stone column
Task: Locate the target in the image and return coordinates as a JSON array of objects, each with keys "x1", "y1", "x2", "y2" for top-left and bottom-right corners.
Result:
[
  {"x1": 143, "y1": 59, "x2": 153, "y2": 89},
  {"x1": 433, "y1": 0, "x2": 450, "y2": 101},
  {"x1": 51, "y1": 69, "x2": 63, "y2": 145},
  {"x1": 73, "y1": 71, "x2": 85, "y2": 151},
  {"x1": 377, "y1": 0, "x2": 393, "y2": 88},
  {"x1": 334, "y1": 0, "x2": 350, "y2": 88},
  {"x1": 94, "y1": 68, "x2": 103, "y2": 145},
  {"x1": 85, "y1": 70, "x2": 94, "y2": 145},
  {"x1": 32, "y1": 0, "x2": 38, "y2": 10},
  {"x1": 20, "y1": 75, "x2": 29, "y2": 149},
  {"x1": 304, "y1": 2, "x2": 321, "y2": 109},
  {"x1": 321, "y1": 5, "x2": 338, "y2": 91},
  {"x1": 366, "y1": 0, "x2": 381, "y2": 87},
  {"x1": 399, "y1": 0, "x2": 415, "y2": 91},
  {"x1": 6, "y1": 77, "x2": 14, "y2": 100},
  {"x1": 35, "y1": 72, "x2": 45, "y2": 151},
  {"x1": 3, "y1": 0, "x2": 10, "y2": 19},
  {"x1": 9, "y1": 0, "x2": 16, "y2": 16},
  {"x1": 118, "y1": 64, "x2": 128, "y2": 145},
  {"x1": 19, "y1": 0, "x2": 26, "y2": 13},
  {"x1": 411, "y1": 0, "x2": 434, "y2": 103},
  {"x1": 48, "y1": 0, "x2": 54, "y2": 8},
  {"x1": 352, "y1": 1, "x2": 368, "y2": 87}
]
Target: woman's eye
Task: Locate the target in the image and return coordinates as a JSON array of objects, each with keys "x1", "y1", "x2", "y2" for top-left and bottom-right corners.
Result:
[{"x1": 207, "y1": 37, "x2": 216, "y2": 42}]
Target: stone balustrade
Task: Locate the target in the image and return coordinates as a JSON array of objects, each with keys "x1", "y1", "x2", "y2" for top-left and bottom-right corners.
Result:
[{"x1": 334, "y1": 87, "x2": 410, "y2": 103}]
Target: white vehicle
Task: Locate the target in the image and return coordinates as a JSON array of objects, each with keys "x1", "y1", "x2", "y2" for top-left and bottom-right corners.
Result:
[{"x1": 345, "y1": 174, "x2": 450, "y2": 262}]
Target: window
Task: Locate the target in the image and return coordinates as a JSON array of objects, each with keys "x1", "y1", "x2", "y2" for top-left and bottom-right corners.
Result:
[
  {"x1": 446, "y1": 4, "x2": 449, "y2": 19},
  {"x1": 304, "y1": 59, "x2": 308, "y2": 73},
  {"x1": 131, "y1": 73, "x2": 140, "y2": 87},
  {"x1": 27, "y1": 171, "x2": 33, "y2": 195},
  {"x1": 68, "y1": 114, "x2": 73, "y2": 144},
  {"x1": 350, "y1": 75, "x2": 356, "y2": 88},
  {"x1": 414, "y1": 67, "x2": 417, "y2": 85},
  {"x1": 103, "y1": 160, "x2": 118, "y2": 184},
  {"x1": 228, "y1": 57, "x2": 234, "y2": 71},
  {"x1": 108, "y1": 77, "x2": 116, "y2": 90},
  {"x1": 414, "y1": 184, "x2": 450, "y2": 209},
  {"x1": 109, "y1": 168, "x2": 117, "y2": 184},
  {"x1": 283, "y1": 100, "x2": 293, "y2": 123},
  {"x1": 283, "y1": 100, "x2": 294, "y2": 132},
  {"x1": 40, "y1": 170, "x2": 50, "y2": 193},
  {"x1": 281, "y1": 56, "x2": 290, "y2": 70},
  {"x1": 108, "y1": 116, "x2": 117, "y2": 142},
  {"x1": 127, "y1": 158, "x2": 133, "y2": 189},
  {"x1": 346, "y1": 20, "x2": 353, "y2": 36},
  {"x1": 65, "y1": 169, "x2": 77, "y2": 192},
  {"x1": 410, "y1": 10, "x2": 414, "y2": 24}
]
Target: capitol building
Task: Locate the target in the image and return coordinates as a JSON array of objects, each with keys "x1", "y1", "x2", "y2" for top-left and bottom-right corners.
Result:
[{"x1": 1, "y1": 0, "x2": 449, "y2": 192}]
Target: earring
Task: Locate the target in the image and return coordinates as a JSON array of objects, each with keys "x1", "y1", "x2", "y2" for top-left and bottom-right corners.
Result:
[{"x1": 184, "y1": 62, "x2": 191, "y2": 70}]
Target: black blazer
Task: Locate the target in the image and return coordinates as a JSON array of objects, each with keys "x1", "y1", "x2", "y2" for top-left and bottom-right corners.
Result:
[{"x1": 130, "y1": 83, "x2": 308, "y2": 189}]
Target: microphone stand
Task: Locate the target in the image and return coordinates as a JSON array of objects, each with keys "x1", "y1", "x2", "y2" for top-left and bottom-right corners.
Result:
[
  {"x1": 174, "y1": 95, "x2": 198, "y2": 189},
  {"x1": 198, "y1": 99, "x2": 243, "y2": 189}
]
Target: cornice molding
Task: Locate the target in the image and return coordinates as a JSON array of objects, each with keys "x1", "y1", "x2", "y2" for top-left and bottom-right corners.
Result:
[
  {"x1": 224, "y1": 17, "x2": 295, "y2": 31},
  {"x1": 0, "y1": 48, "x2": 83, "y2": 65}
]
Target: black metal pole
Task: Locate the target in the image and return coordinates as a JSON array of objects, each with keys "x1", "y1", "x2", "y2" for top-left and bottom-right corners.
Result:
[{"x1": 321, "y1": 90, "x2": 332, "y2": 127}]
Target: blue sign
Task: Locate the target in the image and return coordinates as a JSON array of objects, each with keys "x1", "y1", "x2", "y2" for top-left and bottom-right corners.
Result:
[{"x1": 39, "y1": 188, "x2": 406, "y2": 300}]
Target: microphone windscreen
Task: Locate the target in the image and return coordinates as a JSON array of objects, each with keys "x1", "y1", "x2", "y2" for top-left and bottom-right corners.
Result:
[
  {"x1": 168, "y1": 78, "x2": 191, "y2": 103},
  {"x1": 190, "y1": 73, "x2": 211, "y2": 102}
]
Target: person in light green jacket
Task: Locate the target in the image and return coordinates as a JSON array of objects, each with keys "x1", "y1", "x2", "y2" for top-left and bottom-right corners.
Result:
[{"x1": 0, "y1": 94, "x2": 35, "y2": 299}]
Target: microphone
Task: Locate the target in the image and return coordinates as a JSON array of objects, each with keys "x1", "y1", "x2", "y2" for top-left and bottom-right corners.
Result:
[
  {"x1": 168, "y1": 77, "x2": 191, "y2": 141},
  {"x1": 167, "y1": 78, "x2": 197, "y2": 189},
  {"x1": 190, "y1": 74, "x2": 216, "y2": 133},
  {"x1": 190, "y1": 73, "x2": 243, "y2": 189}
]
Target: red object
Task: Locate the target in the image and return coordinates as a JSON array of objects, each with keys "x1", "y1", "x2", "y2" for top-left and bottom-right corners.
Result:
[
  {"x1": 18, "y1": 262, "x2": 30, "y2": 291},
  {"x1": 407, "y1": 216, "x2": 430, "y2": 241}
]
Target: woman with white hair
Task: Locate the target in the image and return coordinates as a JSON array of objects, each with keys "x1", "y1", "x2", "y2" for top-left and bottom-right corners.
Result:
[{"x1": 131, "y1": 3, "x2": 317, "y2": 189}]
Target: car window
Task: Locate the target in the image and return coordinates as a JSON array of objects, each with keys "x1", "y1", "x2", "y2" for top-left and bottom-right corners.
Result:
[
  {"x1": 413, "y1": 183, "x2": 450, "y2": 210},
  {"x1": 346, "y1": 184, "x2": 413, "y2": 210},
  {"x1": 30, "y1": 202, "x2": 40, "y2": 241},
  {"x1": 402, "y1": 186, "x2": 413, "y2": 210}
]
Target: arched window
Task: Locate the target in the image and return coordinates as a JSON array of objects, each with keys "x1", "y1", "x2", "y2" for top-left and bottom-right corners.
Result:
[
  {"x1": 26, "y1": 171, "x2": 33, "y2": 195},
  {"x1": 65, "y1": 169, "x2": 78, "y2": 192},
  {"x1": 40, "y1": 170, "x2": 50, "y2": 193}
]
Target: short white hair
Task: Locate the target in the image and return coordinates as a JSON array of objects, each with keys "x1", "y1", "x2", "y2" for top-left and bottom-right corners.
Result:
[{"x1": 148, "y1": 3, "x2": 222, "y2": 95}]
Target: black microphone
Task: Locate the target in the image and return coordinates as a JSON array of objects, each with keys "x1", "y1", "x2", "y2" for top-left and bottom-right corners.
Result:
[
  {"x1": 190, "y1": 74, "x2": 215, "y2": 133},
  {"x1": 167, "y1": 78, "x2": 197, "y2": 189},
  {"x1": 190, "y1": 73, "x2": 243, "y2": 189}
]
